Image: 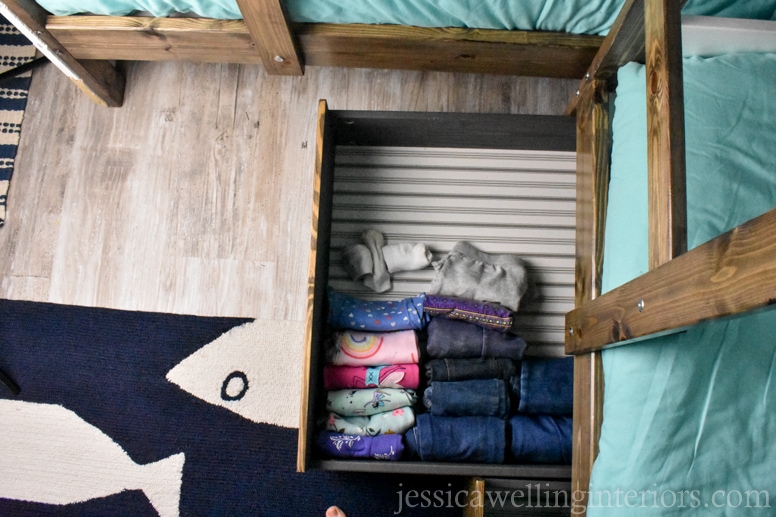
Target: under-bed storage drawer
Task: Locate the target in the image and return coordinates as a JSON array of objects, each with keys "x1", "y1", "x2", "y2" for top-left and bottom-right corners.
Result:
[{"x1": 298, "y1": 100, "x2": 576, "y2": 479}]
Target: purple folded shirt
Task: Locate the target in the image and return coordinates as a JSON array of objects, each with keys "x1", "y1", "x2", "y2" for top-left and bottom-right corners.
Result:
[
  {"x1": 317, "y1": 432, "x2": 404, "y2": 461},
  {"x1": 423, "y1": 295, "x2": 513, "y2": 332}
]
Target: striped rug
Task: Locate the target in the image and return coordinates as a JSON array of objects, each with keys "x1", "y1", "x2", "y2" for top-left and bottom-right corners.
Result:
[{"x1": 0, "y1": 15, "x2": 35, "y2": 226}]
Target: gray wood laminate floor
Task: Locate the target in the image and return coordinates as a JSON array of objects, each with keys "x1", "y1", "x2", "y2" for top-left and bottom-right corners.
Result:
[{"x1": 0, "y1": 60, "x2": 576, "y2": 322}]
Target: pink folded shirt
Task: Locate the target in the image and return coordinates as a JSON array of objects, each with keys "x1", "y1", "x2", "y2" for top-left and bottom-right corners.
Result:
[
  {"x1": 326, "y1": 330, "x2": 419, "y2": 367},
  {"x1": 323, "y1": 364, "x2": 420, "y2": 390}
]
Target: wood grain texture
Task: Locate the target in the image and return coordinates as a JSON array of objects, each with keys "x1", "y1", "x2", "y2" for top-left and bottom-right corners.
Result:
[
  {"x1": 463, "y1": 478, "x2": 485, "y2": 517},
  {"x1": 568, "y1": 80, "x2": 609, "y2": 515},
  {"x1": 565, "y1": 0, "x2": 645, "y2": 115},
  {"x1": 235, "y1": 0, "x2": 303, "y2": 75},
  {"x1": 566, "y1": 207, "x2": 776, "y2": 354},
  {"x1": 298, "y1": 23, "x2": 601, "y2": 78},
  {"x1": 1, "y1": 0, "x2": 125, "y2": 106},
  {"x1": 571, "y1": 82, "x2": 611, "y2": 308},
  {"x1": 572, "y1": 352, "x2": 603, "y2": 515},
  {"x1": 46, "y1": 15, "x2": 602, "y2": 78},
  {"x1": 298, "y1": 100, "x2": 334, "y2": 473},
  {"x1": 645, "y1": 0, "x2": 687, "y2": 268},
  {"x1": 46, "y1": 16, "x2": 262, "y2": 64}
]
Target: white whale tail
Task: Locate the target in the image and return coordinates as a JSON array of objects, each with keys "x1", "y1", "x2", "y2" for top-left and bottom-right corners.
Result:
[{"x1": 140, "y1": 452, "x2": 185, "y2": 517}]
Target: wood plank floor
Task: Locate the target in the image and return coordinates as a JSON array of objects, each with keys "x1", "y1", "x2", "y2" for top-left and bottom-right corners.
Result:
[{"x1": 0, "y1": 60, "x2": 576, "y2": 322}]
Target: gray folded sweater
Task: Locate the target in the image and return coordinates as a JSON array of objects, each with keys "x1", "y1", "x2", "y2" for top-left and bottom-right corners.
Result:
[{"x1": 427, "y1": 241, "x2": 528, "y2": 312}]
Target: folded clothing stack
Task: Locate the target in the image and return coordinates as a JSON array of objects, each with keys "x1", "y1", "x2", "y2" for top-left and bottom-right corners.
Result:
[
  {"x1": 405, "y1": 242, "x2": 572, "y2": 465},
  {"x1": 317, "y1": 289, "x2": 427, "y2": 461},
  {"x1": 407, "y1": 282, "x2": 526, "y2": 464}
]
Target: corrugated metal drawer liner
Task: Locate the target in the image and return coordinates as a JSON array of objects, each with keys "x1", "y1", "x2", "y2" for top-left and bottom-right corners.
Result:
[{"x1": 328, "y1": 146, "x2": 576, "y2": 357}]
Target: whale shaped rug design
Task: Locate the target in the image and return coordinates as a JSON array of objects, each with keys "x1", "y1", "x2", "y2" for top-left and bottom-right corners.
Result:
[
  {"x1": 166, "y1": 319, "x2": 305, "y2": 428},
  {"x1": 0, "y1": 399, "x2": 185, "y2": 517}
]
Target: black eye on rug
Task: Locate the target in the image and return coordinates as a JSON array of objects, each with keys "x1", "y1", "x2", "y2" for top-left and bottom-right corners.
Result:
[{"x1": 221, "y1": 371, "x2": 249, "y2": 401}]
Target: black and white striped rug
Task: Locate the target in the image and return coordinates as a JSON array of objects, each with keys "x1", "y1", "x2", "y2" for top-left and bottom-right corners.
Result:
[{"x1": 0, "y1": 15, "x2": 35, "y2": 226}]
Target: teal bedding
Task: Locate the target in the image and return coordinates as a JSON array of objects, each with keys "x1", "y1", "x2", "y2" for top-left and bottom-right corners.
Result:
[
  {"x1": 33, "y1": 0, "x2": 776, "y2": 35},
  {"x1": 591, "y1": 55, "x2": 776, "y2": 515}
]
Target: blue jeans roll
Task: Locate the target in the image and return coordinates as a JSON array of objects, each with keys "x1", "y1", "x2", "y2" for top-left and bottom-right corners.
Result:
[
  {"x1": 425, "y1": 357, "x2": 518, "y2": 382},
  {"x1": 509, "y1": 414, "x2": 572, "y2": 464},
  {"x1": 511, "y1": 356, "x2": 573, "y2": 415},
  {"x1": 405, "y1": 414, "x2": 505, "y2": 463},
  {"x1": 423, "y1": 379, "x2": 510, "y2": 417}
]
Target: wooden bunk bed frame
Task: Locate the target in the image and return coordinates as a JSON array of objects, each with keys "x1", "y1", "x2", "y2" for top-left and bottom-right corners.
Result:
[
  {"x1": 3, "y1": 0, "x2": 773, "y2": 513},
  {"x1": 0, "y1": 0, "x2": 603, "y2": 107},
  {"x1": 565, "y1": 0, "x2": 776, "y2": 514}
]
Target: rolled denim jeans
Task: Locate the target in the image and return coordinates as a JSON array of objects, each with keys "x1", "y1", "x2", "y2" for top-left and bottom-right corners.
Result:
[
  {"x1": 509, "y1": 414, "x2": 572, "y2": 464},
  {"x1": 426, "y1": 318, "x2": 527, "y2": 360},
  {"x1": 512, "y1": 357, "x2": 573, "y2": 415},
  {"x1": 423, "y1": 379, "x2": 510, "y2": 418},
  {"x1": 405, "y1": 414, "x2": 505, "y2": 463},
  {"x1": 425, "y1": 357, "x2": 518, "y2": 382}
]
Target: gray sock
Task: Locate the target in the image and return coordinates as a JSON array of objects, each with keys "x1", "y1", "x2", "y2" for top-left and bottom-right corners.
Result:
[
  {"x1": 361, "y1": 229, "x2": 391, "y2": 293},
  {"x1": 428, "y1": 241, "x2": 528, "y2": 311},
  {"x1": 341, "y1": 244, "x2": 373, "y2": 280},
  {"x1": 382, "y1": 242, "x2": 432, "y2": 273}
]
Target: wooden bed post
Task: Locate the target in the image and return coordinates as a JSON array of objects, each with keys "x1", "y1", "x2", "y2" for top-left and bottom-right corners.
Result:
[
  {"x1": 0, "y1": 0, "x2": 124, "y2": 107},
  {"x1": 570, "y1": 79, "x2": 611, "y2": 515},
  {"x1": 645, "y1": 0, "x2": 687, "y2": 267},
  {"x1": 235, "y1": 0, "x2": 303, "y2": 75},
  {"x1": 567, "y1": 4, "x2": 684, "y2": 510}
]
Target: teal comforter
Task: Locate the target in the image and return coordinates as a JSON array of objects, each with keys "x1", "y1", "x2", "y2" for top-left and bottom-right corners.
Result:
[
  {"x1": 34, "y1": 0, "x2": 776, "y2": 35},
  {"x1": 591, "y1": 54, "x2": 776, "y2": 516}
]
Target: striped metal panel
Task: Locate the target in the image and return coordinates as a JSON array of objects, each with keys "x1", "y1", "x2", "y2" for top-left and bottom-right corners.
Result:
[{"x1": 328, "y1": 146, "x2": 576, "y2": 357}]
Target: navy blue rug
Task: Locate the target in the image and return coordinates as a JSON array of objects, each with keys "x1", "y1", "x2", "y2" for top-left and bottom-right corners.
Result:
[
  {"x1": 0, "y1": 16, "x2": 35, "y2": 226},
  {"x1": 0, "y1": 300, "x2": 462, "y2": 516}
]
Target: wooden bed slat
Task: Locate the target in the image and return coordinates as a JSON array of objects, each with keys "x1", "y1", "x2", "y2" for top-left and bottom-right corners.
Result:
[
  {"x1": 45, "y1": 16, "x2": 603, "y2": 78},
  {"x1": 236, "y1": 0, "x2": 303, "y2": 75},
  {"x1": 45, "y1": 16, "x2": 261, "y2": 64},
  {"x1": 297, "y1": 23, "x2": 601, "y2": 78},
  {"x1": 566, "y1": 206, "x2": 776, "y2": 354},
  {"x1": 645, "y1": 0, "x2": 687, "y2": 267},
  {"x1": 0, "y1": 0, "x2": 125, "y2": 107}
]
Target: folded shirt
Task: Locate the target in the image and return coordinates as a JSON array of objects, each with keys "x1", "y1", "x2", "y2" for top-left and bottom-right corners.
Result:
[
  {"x1": 323, "y1": 364, "x2": 420, "y2": 390},
  {"x1": 423, "y1": 379, "x2": 509, "y2": 418},
  {"x1": 326, "y1": 329, "x2": 419, "y2": 366},
  {"x1": 317, "y1": 432, "x2": 404, "y2": 461},
  {"x1": 327, "y1": 388, "x2": 417, "y2": 417},
  {"x1": 423, "y1": 294, "x2": 513, "y2": 332},
  {"x1": 405, "y1": 414, "x2": 505, "y2": 463},
  {"x1": 426, "y1": 318, "x2": 527, "y2": 360},
  {"x1": 327, "y1": 288, "x2": 429, "y2": 331},
  {"x1": 509, "y1": 414, "x2": 572, "y2": 464},
  {"x1": 511, "y1": 357, "x2": 573, "y2": 415},
  {"x1": 325, "y1": 406, "x2": 415, "y2": 436},
  {"x1": 425, "y1": 358, "x2": 518, "y2": 382}
]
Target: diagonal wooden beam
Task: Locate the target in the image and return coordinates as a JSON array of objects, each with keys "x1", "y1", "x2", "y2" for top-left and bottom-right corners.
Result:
[
  {"x1": 0, "y1": 0, "x2": 124, "y2": 107},
  {"x1": 566, "y1": 207, "x2": 776, "y2": 355},
  {"x1": 235, "y1": 0, "x2": 303, "y2": 75},
  {"x1": 565, "y1": 0, "x2": 645, "y2": 115}
]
